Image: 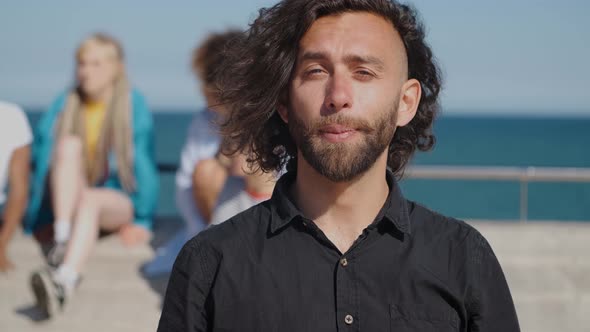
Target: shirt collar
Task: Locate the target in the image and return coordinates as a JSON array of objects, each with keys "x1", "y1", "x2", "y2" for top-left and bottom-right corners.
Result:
[
  {"x1": 268, "y1": 171, "x2": 301, "y2": 233},
  {"x1": 269, "y1": 169, "x2": 411, "y2": 235}
]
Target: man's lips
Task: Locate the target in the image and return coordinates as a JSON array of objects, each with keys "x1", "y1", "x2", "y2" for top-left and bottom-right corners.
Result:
[
  {"x1": 318, "y1": 124, "x2": 356, "y2": 134},
  {"x1": 318, "y1": 125, "x2": 358, "y2": 142}
]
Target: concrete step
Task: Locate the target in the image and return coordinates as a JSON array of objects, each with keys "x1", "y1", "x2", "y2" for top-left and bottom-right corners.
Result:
[
  {"x1": 1, "y1": 221, "x2": 589, "y2": 332},
  {"x1": 472, "y1": 221, "x2": 590, "y2": 332},
  {"x1": 0, "y1": 233, "x2": 162, "y2": 332}
]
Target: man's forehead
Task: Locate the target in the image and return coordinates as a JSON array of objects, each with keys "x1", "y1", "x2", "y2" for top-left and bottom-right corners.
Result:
[{"x1": 297, "y1": 11, "x2": 407, "y2": 67}]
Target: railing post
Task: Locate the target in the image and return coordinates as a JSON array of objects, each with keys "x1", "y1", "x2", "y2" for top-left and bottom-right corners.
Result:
[
  {"x1": 520, "y1": 167, "x2": 535, "y2": 222},
  {"x1": 520, "y1": 179, "x2": 528, "y2": 222}
]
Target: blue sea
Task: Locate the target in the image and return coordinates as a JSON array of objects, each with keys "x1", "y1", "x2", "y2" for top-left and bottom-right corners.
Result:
[{"x1": 25, "y1": 111, "x2": 590, "y2": 222}]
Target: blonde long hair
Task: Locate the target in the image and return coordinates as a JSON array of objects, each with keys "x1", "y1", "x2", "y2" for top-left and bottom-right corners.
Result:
[{"x1": 55, "y1": 33, "x2": 135, "y2": 192}]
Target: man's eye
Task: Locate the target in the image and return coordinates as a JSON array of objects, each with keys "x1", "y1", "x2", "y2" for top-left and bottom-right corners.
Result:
[
  {"x1": 354, "y1": 70, "x2": 375, "y2": 81},
  {"x1": 305, "y1": 68, "x2": 325, "y2": 76},
  {"x1": 357, "y1": 70, "x2": 373, "y2": 76}
]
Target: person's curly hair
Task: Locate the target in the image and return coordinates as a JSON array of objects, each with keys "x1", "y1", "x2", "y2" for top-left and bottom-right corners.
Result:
[
  {"x1": 192, "y1": 30, "x2": 244, "y2": 86},
  {"x1": 218, "y1": 0, "x2": 442, "y2": 178}
]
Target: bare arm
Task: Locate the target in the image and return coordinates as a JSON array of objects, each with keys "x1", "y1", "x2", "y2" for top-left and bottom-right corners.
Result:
[
  {"x1": 0, "y1": 145, "x2": 31, "y2": 270},
  {"x1": 191, "y1": 158, "x2": 227, "y2": 224}
]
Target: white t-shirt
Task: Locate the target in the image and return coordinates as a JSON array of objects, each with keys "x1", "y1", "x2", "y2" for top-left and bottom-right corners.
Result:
[
  {"x1": 0, "y1": 101, "x2": 32, "y2": 205},
  {"x1": 175, "y1": 109, "x2": 221, "y2": 229},
  {"x1": 175, "y1": 109, "x2": 221, "y2": 190},
  {"x1": 211, "y1": 177, "x2": 272, "y2": 225}
]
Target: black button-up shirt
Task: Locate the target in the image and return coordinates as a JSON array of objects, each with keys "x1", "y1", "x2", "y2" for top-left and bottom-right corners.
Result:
[{"x1": 158, "y1": 170, "x2": 520, "y2": 332}]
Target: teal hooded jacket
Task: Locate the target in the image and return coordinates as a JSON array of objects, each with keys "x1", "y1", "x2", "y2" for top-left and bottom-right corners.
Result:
[{"x1": 24, "y1": 90, "x2": 159, "y2": 233}]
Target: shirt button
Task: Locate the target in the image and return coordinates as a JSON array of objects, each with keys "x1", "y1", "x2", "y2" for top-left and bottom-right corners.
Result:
[
  {"x1": 344, "y1": 314, "x2": 354, "y2": 325},
  {"x1": 340, "y1": 258, "x2": 348, "y2": 267}
]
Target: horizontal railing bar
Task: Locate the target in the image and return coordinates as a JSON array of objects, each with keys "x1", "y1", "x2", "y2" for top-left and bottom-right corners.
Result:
[
  {"x1": 157, "y1": 162, "x2": 178, "y2": 173},
  {"x1": 405, "y1": 166, "x2": 590, "y2": 182},
  {"x1": 153, "y1": 163, "x2": 589, "y2": 223},
  {"x1": 156, "y1": 163, "x2": 590, "y2": 183}
]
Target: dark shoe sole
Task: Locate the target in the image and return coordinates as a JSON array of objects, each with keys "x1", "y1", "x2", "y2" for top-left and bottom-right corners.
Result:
[
  {"x1": 47, "y1": 244, "x2": 66, "y2": 268},
  {"x1": 30, "y1": 271, "x2": 59, "y2": 318}
]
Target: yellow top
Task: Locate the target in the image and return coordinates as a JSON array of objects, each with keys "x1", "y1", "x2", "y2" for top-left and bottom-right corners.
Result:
[{"x1": 84, "y1": 101, "x2": 107, "y2": 164}]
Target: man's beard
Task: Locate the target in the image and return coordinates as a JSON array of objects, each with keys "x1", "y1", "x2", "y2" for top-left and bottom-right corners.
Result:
[{"x1": 288, "y1": 102, "x2": 398, "y2": 182}]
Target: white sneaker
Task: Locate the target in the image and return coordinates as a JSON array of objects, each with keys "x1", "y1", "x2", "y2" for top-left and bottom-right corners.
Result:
[{"x1": 30, "y1": 268, "x2": 70, "y2": 318}]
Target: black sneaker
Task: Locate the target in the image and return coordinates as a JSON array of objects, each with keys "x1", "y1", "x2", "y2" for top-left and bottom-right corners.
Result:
[
  {"x1": 30, "y1": 268, "x2": 68, "y2": 318},
  {"x1": 47, "y1": 242, "x2": 67, "y2": 268}
]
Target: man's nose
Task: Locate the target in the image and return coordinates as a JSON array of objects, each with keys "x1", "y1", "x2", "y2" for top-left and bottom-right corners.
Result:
[{"x1": 324, "y1": 72, "x2": 353, "y2": 113}]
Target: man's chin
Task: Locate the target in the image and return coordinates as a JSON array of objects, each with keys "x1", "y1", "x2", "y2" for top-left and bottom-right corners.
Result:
[
  {"x1": 306, "y1": 155, "x2": 373, "y2": 183},
  {"x1": 318, "y1": 170, "x2": 364, "y2": 183}
]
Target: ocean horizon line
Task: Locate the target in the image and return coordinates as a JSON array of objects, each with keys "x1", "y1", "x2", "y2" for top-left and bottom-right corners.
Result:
[{"x1": 21, "y1": 108, "x2": 590, "y2": 119}]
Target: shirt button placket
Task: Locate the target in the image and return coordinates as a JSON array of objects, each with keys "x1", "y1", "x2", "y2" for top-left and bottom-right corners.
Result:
[
  {"x1": 344, "y1": 314, "x2": 354, "y2": 325},
  {"x1": 337, "y1": 256, "x2": 355, "y2": 329},
  {"x1": 340, "y1": 258, "x2": 348, "y2": 267}
]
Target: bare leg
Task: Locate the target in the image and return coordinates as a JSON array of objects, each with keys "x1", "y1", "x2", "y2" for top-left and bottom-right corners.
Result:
[
  {"x1": 31, "y1": 188, "x2": 134, "y2": 317},
  {"x1": 50, "y1": 136, "x2": 87, "y2": 237},
  {"x1": 61, "y1": 188, "x2": 133, "y2": 273}
]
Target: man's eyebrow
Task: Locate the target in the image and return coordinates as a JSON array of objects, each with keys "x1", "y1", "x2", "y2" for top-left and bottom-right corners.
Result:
[
  {"x1": 342, "y1": 54, "x2": 386, "y2": 71},
  {"x1": 298, "y1": 51, "x2": 329, "y2": 63},
  {"x1": 298, "y1": 51, "x2": 385, "y2": 71}
]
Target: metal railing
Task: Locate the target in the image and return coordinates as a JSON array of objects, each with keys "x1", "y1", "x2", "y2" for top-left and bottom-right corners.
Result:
[
  {"x1": 405, "y1": 166, "x2": 590, "y2": 221},
  {"x1": 156, "y1": 163, "x2": 590, "y2": 222},
  {"x1": 157, "y1": 162, "x2": 177, "y2": 173}
]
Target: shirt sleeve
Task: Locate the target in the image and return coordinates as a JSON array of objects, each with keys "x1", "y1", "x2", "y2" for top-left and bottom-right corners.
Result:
[
  {"x1": 157, "y1": 235, "x2": 220, "y2": 332},
  {"x1": 8, "y1": 104, "x2": 33, "y2": 150},
  {"x1": 465, "y1": 230, "x2": 521, "y2": 332},
  {"x1": 175, "y1": 112, "x2": 220, "y2": 190}
]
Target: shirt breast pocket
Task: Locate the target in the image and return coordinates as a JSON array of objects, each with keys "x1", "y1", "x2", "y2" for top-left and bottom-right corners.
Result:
[{"x1": 390, "y1": 304, "x2": 461, "y2": 332}]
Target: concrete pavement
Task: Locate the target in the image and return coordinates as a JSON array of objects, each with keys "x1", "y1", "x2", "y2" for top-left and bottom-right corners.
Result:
[{"x1": 1, "y1": 220, "x2": 589, "y2": 331}]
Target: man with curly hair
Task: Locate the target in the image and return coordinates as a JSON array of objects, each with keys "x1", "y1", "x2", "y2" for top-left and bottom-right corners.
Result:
[{"x1": 158, "y1": 1, "x2": 520, "y2": 331}]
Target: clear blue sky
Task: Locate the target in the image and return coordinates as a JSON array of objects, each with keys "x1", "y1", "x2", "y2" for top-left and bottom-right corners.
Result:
[{"x1": 1, "y1": 0, "x2": 589, "y2": 115}]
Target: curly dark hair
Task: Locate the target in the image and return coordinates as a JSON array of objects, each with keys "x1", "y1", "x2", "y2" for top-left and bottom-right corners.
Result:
[
  {"x1": 218, "y1": 0, "x2": 442, "y2": 178},
  {"x1": 192, "y1": 30, "x2": 244, "y2": 86}
]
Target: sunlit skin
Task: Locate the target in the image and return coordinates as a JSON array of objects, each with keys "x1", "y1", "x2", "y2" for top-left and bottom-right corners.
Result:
[
  {"x1": 0, "y1": 145, "x2": 30, "y2": 272},
  {"x1": 278, "y1": 12, "x2": 422, "y2": 253},
  {"x1": 76, "y1": 43, "x2": 121, "y2": 103}
]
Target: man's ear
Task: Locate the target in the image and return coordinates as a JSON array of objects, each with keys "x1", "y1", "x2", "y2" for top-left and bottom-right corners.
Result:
[
  {"x1": 396, "y1": 78, "x2": 421, "y2": 127},
  {"x1": 278, "y1": 103, "x2": 289, "y2": 123},
  {"x1": 277, "y1": 87, "x2": 292, "y2": 123}
]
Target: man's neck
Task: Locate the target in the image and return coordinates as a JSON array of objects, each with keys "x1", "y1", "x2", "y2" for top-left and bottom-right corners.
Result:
[{"x1": 291, "y1": 152, "x2": 390, "y2": 253}]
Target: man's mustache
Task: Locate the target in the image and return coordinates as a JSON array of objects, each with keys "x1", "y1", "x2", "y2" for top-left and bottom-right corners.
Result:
[{"x1": 308, "y1": 114, "x2": 373, "y2": 133}]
